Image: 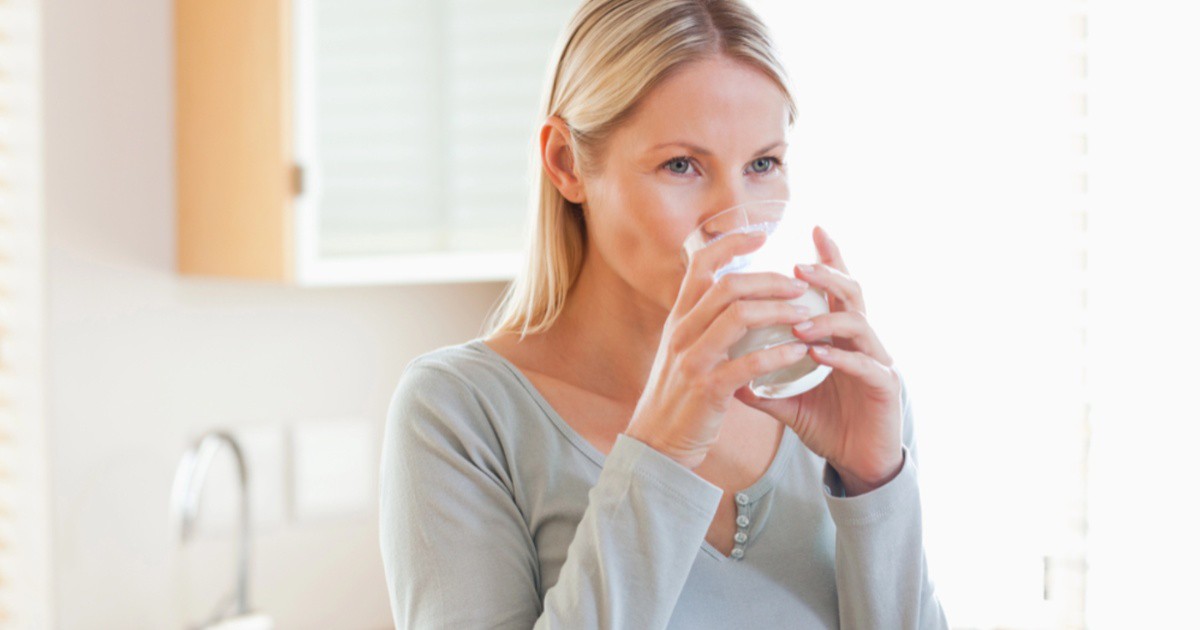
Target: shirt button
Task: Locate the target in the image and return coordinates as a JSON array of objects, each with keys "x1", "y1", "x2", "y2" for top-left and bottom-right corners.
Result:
[
  {"x1": 734, "y1": 531, "x2": 748, "y2": 544},
  {"x1": 731, "y1": 547, "x2": 745, "y2": 559},
  {"x1": 736, "y1": 515, "x2": 750, "y2": 528},
  {"x1": 735, "y1": 493, "x2": 749, "y2": 506}
]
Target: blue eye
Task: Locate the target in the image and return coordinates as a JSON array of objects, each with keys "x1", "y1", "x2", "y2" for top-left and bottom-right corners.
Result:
[
  {"x1": 661, "y1": 155, "x2": 783, "y2": 177},
  {"x1": 751, "y1": 157, "x2": 782, "y2": 174},
  {"x1": 664, "y1": 157, "x2": 694, "y2": 175}
]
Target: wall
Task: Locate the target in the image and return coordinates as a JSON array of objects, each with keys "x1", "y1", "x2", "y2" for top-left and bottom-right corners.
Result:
[{"x1": 42, "y1": 0, "x2": 507, "y2": 627}]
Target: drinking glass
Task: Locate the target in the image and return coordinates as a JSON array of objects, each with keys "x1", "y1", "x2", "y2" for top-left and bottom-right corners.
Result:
[{"x1": 681, "y1": 199, "x2": 834, "y2": 398}]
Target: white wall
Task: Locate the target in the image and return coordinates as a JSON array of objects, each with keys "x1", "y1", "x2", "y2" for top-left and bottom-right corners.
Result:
[{"x1": 42, "y1": 1, "x2": 507, "y2": 627}]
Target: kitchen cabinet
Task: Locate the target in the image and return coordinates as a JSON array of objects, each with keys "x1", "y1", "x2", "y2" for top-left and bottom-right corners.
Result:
[{"x1": 175, "y1": 0, "x2": 574, "y2": 285}]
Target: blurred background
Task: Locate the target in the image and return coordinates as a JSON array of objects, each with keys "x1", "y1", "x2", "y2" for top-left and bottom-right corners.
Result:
[{"x1": 2, "y1": 0, "x2": 1197, "y2": 628}]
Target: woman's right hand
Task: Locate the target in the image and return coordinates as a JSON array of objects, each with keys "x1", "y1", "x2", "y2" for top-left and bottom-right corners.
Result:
[{"x1": 624, "y1": 231, "x2": 814, "y2": 470}]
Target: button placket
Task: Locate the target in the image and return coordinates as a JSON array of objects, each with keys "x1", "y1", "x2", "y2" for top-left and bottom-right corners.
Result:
[{"x1": 731, "y1": 492, "x2": 751, "y2": 560}]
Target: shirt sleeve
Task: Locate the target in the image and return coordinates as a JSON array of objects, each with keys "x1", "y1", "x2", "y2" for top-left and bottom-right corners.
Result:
[
  {"x1": 820, "y1": 372, "x2": 952, "y2": 630},
  {"x1": 379, "y1": 361, "x2": 724, "y2": 630}
]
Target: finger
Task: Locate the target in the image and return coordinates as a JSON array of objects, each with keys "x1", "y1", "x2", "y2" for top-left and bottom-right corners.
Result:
[
  {"x1": 688, "y1": 298, "x2": 812, "y2": 363},
  {"x1": 814, "y1": 225, "x2": 850, "y2": 275},
  {"x1": 733, "y1": 383, "x2": 796, "y2": 420},
  {"x1": 710, "y1": 340, "x2": 809, "y2": 393},
  {"x1": 674, "y1": 230, "x2": 767, "y2": 316},
  {"x1": 793, "y1": 262, "x2": 865, "y2": 314},
  {"x1": 791, "y1": 311, "x2": 894, "y2": 367},
  {"x1": 806, "y1": 343, "x2": 894, "y2": 390},
  {"x1": 673, "y1": 272, "x2": 807, "y2": 348}
]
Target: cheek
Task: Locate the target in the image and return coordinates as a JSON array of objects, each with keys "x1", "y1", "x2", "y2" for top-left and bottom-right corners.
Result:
[
  {"x1": 604, "y1": 209, "x2": 670, "y2": 271},
  {"x1": 587, "y1": 170, "x2": 700, "y2": 304},
  {"x1": 609, "y1": 215, "x2": 692, "y2": 304},
  {"x1": 591, "y1": 204, "x2": 685, "y2": 295}
]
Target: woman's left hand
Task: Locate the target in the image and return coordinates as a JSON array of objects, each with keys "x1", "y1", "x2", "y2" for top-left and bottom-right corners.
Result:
[{"x1": 733, "y1": 225, "x2": 904, "y2": 496}]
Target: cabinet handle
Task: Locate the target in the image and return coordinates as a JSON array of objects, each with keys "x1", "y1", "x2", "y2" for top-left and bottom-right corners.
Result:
[{"x1": 291, "y1": 164, "x2": 304, "y2": 197}]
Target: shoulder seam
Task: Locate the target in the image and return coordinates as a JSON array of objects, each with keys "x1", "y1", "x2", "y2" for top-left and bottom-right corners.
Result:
[{"x1": 403, "y1": 359, "x2": 518, "y2": 495}]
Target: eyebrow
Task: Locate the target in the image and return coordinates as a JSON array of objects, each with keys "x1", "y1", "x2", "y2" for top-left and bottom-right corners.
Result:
[{"x1": 649, "y1": 140, "x2": 787, "y2": 156}]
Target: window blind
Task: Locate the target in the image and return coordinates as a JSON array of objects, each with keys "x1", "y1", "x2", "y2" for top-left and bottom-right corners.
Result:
[
  {"x1": 313, "y1": 0, "x2": 443, "y2": 256},
  {"x1": 311, "y1": 0, "x2": 579, "y2": 258},
  {"x1": 0, "y1": 0, "x2": 51, "y2": 628}
]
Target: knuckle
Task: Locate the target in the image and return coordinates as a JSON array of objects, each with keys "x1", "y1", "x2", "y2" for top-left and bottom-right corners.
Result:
[
  {"x1": 687, "y1": 272, "x2": 715, "y2": 299},
  {"x1": 731, "y1": 300, "x2": 754, "y2": 322},
  {"x1": 687, "y1": 273, "x2": 713, "y2": 296},
  {"x1": 714, "y1": 274, "x2": 740, "y2": 299},
  {"x1": 667, "y1": 330, "x2": 688, "y2": 356},
  {"x1": 747, "y1": 351, "x2": 770, "y2": 374},
  {"x1": 676, "y1": 350, "x2": 701, "y2": 378},
  {"x1": 887, "y1": 366, "x2": 902, "y2": 387}
]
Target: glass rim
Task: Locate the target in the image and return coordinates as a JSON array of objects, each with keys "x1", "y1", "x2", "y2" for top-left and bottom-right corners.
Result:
[
  {"x1": 683, "y1": 198, "x2": 790, "y2": 256},
  {"x1": 689, "y1": 197, "x2": 788, "y2": 231},
  {"x1": 700, "y1": 198, "x2": 788, "y2": 221}
]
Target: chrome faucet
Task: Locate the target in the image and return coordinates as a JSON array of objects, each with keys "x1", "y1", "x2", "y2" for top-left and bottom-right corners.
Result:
[{"x1": 170, "y1": 430, "x2": 253, "y2": 627}]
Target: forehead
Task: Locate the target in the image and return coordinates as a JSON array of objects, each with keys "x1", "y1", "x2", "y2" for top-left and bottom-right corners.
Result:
[{"x1": 619, "y1": 56, "x2": 790, "y2": 152}]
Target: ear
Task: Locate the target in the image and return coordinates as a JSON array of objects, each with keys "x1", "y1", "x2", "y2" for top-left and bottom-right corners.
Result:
[{"x1": 540, "y1": 116, "x2": 587, "y2": 204}]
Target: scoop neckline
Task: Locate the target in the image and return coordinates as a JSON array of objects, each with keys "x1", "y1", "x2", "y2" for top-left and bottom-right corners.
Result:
[{"x1": 468, "y1": 337, "x2": 798, "y2": 562}]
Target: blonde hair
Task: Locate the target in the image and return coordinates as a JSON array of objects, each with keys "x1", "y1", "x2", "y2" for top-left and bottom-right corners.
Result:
[{"x1": 483, "y1": 0, "x2": 799, "y2": 339}]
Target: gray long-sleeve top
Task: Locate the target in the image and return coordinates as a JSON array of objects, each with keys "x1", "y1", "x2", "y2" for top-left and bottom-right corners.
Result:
[{"x1": 379, "y1": 339, "x2": 950, "y2": 629}]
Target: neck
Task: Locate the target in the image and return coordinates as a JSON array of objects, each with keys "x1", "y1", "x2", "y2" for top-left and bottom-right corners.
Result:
[{"x1": 540, "y1": 250, "x2": 670, "y2": 405}]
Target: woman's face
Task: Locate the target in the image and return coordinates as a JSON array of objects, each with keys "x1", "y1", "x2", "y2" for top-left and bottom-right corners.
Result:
[{"x1": 578, "y1": 55, "x2": 792, "y2": 311}]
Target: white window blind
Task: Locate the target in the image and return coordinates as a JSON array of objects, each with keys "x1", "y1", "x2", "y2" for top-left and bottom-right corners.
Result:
[
  {"x1": 750, "y1": 1, "x2": 1089, "y2": 627},
  {"x1": 313, "y1": 0, "x2": 442, "y2": 256},
  {"x1": 309, "y1": 0, "x2": 579, "y2": 258},
  {"x1": 0, "y1": 0, "x2": 51, "y2": 628}
]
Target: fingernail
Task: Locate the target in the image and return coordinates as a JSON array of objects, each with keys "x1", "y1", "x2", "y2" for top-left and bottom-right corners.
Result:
[
  {"x1": 793, "y1": 320, "x2": 814, "y2": 332},
  {"x1": 796, "y1": 263, "x2": 815, "y2": 273},
  {"x1": 810, "y1": 344, "x2": 829, "y2": 355}
]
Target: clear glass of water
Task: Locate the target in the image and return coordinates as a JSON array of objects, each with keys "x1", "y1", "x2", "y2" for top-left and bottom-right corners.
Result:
[{"x1": 681, "y1": 199, "x2": 834, "y2": 399}]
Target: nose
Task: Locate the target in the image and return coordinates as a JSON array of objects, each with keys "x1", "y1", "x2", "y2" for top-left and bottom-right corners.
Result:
[
  {"x1": 694, "y1": 193, "x2": 746, "y2": 233},
  {"x1": 694, "y1": 176, "x2": 789, "y2": 231},
  {"x1": 697, "y1": 188, "x2": 764, "y2": 232},
  {"x1": 707, "y1": 189, "x2": 745, "y2": 219},
  {"x1": 700, "y1": 186, "x2": 784, "y2": 225}
]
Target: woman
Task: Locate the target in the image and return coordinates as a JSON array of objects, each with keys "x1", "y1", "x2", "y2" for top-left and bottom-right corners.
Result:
[{"x1": 380, "y1": 1, "x2": 950, "y2": 627}]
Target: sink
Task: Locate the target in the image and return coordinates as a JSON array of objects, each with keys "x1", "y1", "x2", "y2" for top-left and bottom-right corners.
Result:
[
  {"x1": 200, "y1": 612, "x2": 274, "y2": 630},
  {"x1": 172, "y1": 430, "x2": 272, "y2": 630}
]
